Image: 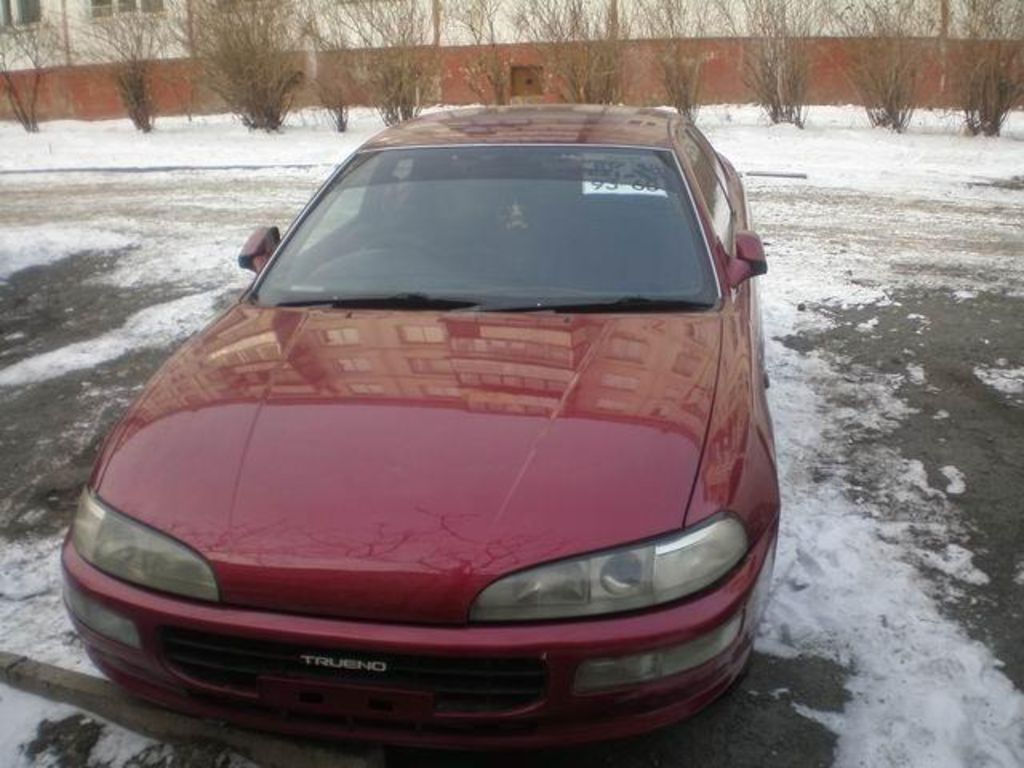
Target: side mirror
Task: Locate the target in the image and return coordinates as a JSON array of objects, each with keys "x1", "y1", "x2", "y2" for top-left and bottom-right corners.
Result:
[
  {"x1": 238, "y1": 226, "x2": 281, "y2": 273},
  {"x1": 726, "y1": 231, "x2": 767, "y2": 288}
]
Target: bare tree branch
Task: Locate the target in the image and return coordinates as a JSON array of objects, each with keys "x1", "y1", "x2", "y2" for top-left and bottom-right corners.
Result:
[
  {"x1": 448, "y1": 0, "x2": 510, "y2": 104},
  {"x1": 637, "y1": 0, "x2": 705, "y2": 119},
  {"x1": 839, "y1": 0, "x2": 934, "y2": 132},
  {"x1": 719, "y1": 0, "x2": 825, "y2": 127},
  {"x1": 309, "y1": 0, "x2": 438, "y2": 126},
  {"x1": 956, "y1": 0, "x2": 1024, "y2": 136},
  {"x1": 190, "y1": 0, "x2": 305, "y2": 132},
  {"x1": 0, "y1": 21, "x2": 62, "y2": 132},
  {"x1": 517, "y1": 0, "x2": 628, "y2": 104},
  {"x1": 78, "y1": 10, "x2": 169, "y2": 132}
]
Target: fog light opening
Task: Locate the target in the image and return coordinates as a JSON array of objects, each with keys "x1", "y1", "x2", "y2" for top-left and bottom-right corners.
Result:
[
  {"x1": 63, "y1": 580, "x2": 141, "y2": 649},
  {"x1": 574, "y1": 612, "x2": 744, "y2": 694}
]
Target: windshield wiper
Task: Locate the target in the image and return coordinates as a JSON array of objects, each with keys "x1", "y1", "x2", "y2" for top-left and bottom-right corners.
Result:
[
  {"x1": 489, "y1": 296, "x2": 716, "y2": 313},
  {"x1": 273, "y1": 292, "x2": 482, "y2": 310}
]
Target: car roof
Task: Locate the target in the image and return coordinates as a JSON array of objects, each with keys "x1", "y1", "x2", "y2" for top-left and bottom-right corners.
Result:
[{"x1": 360, "y1": 105, "x2": 685, "y2": 151}]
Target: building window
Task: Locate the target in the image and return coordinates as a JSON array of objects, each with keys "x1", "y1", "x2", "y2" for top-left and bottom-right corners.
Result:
[
  {"x1": 4, "y1": 0, "x2": 41, "y2": 24},
  {"x1": 91, "y1": 0, "x2": 162, "y2": 18},
  {"x1": 510, "y1": 66, "x2": 543, "y2": 99},
  {"x1": 19, "y1": 0, "x2": 40, "y2": 23}
]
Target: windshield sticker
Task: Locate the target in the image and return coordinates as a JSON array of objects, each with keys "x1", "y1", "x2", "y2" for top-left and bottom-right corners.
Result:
[{"x1": 582, "y1": 180, "x2": 667, "y2": 196}]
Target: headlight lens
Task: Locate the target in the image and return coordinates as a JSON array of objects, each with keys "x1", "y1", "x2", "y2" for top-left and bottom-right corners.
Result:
[
  {"x1": 574, "y1": 612, "x2": 744, "y2": 692},
  {"x1": 470, "y1": 513, "x2": 748, "y2": 622},
  {"x1": 63, "y1": 579, "x2": 141, "y2": 648},
  {"x1": 72, "y1": 490, "x2": 220, "y2": 602}
]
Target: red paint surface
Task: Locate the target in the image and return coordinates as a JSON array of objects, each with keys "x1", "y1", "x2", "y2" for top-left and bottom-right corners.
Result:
[{"x1": 68, "y1": 106, "x2": 781, "y2": 745}]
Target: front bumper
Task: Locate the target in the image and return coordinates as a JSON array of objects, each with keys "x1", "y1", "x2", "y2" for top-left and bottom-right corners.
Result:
[{"x1": 62, "y1": 521, "x2": 776, "y2": 749}]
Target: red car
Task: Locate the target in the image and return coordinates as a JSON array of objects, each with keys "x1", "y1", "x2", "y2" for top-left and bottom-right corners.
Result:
[{"x1": 63, "y1": 106, "x2": 779, "y2": 749}]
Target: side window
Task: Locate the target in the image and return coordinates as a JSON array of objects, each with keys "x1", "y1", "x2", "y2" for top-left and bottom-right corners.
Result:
[
  {"x1": 678, "y1": 128, "x2": 735, "y2": 252},
  {"x1": 16, "y1": 0, "x2": 40, "y2": 23},
  {"x1": 4, "y1": 0, "x2": 40, "y2": 23}
]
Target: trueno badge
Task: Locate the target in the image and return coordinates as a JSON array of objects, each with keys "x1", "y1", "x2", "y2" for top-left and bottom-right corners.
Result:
[{"x1": 299, "y1": 654, "x2": 388, "y2": 673}]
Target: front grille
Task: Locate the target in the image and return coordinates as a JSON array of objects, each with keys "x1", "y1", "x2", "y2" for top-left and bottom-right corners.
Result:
[{"x1": 162, "y1": 628, "x2": 546, "y2": 714}]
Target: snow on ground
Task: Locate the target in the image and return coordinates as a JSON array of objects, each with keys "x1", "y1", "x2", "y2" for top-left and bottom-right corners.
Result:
[
  {"x1": 0, "y1": 290, "x2": 224, "y2": 388},
  {"x1": 1, "y1": 104, "x2": 1023, "y2": 766},
  {"x1": 0, "y1": 684, "x2": 157, "y2": 767},
  {"x1": 0, "y1": 109, "x2": 384, "y2": 172},
  {"x1": 974, "y1": 364, "x2": 1024, "y2": 403},
  {"x1": 940, "y1": 465, "x2": 967, "y2": 496},
  {"x1": 918, "y1": 543, "x2": 991, "y2": 587},
  {"x1": 0, "y1": 226, "x2": 134, "y2": 282},
  {"x1": 0, "y1": 684, "x2": 79, "y2": 766},
  {"x1": 0, "y1": 683, "x2": 253, "y2": 767},
  {"x1": 700, "y1": 105, "x2": 1024, "y2": 199},
  {"x1": 0, "y1": 538, "x2": 95, "y2": 672},
  {"x1": 755, "y1": 221, "x2": 1024, "y2": 768},
  {"x1": 906, "y1": 364, "x2": 927, "y2": 386}
]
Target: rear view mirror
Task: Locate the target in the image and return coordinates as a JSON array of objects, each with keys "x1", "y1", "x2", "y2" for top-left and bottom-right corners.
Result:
[
  {"x1": 238, "y1": 226, "x2": 281, "y2": 273},
  {"x1": 726, "y1": 231, "x2": 767, "y2": 287}
]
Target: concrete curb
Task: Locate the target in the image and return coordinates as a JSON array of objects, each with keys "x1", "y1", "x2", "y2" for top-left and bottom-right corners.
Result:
[{"x1": 0, "y1": 651, "x2": 384, "y2": 768}]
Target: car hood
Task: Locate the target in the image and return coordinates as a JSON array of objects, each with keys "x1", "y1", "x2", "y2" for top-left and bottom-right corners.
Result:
[{"x1": 95, "y1": 305, "x2": 722, "y2": 623}]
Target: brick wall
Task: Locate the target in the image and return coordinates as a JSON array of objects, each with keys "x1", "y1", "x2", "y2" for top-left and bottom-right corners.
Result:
[{"x1": 0, "y1": 37, "x2": 959, "y2": 124}]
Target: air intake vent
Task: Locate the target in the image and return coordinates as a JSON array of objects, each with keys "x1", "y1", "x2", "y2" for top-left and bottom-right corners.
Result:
[{"x1": 162, "y1": 628, "x2": 546, "y2": 714}]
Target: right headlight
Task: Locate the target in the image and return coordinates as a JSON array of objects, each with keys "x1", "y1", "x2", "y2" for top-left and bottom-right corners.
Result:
[
  {"x1": 72, "y1": 490, "x2": 220, "y2": 602},
  {"x1": 470, "y1": 513, "x2": 749, "y2": 622}
]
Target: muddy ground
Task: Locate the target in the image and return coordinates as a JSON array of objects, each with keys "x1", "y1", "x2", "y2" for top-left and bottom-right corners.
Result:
[{"x1": 786, "y1": 287, "x2": 1024, "y2": 691}]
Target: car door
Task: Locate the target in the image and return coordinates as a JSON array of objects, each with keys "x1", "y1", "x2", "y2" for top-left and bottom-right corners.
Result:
[{"x1": 678, "y1": 126, "x2": 769, "y2": 392}]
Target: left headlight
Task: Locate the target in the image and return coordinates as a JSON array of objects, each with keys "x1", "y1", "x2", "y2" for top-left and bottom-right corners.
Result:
[
  {"x1": 72, "y1": 490, "x2": 220, "y2": 602},
  {"x1": 470, "y1": 513, "x2": 748, "y2": 622}
]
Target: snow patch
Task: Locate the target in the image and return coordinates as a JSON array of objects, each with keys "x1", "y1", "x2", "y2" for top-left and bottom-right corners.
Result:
[
  {"x1": 761, "y1": 341, "x2": 1024, "y2": 767},
  {"x1": 0, "y1": 683, "x2": 193, "y2": 768},
  {"x1": 940, "y1": 465, "x2": 966, "y2": 496},
  {"x1": 758, "y1": 229, "x2": 1024, "y2": 767},
  {"x1": 0, "y1": 538, "x2": 93, "y2": 672},
  {"x1": 0, "y1": 227, "x2": 134, "y2": 282},
  {"x1": 0, "y1": 108, "x2": 383, "y2": 173},
  {"x1": 0, "y1": 290, "x2": 222, "y2": 388},
  {"x1": 907, "y1": 364, "x2": 926, "y2": 386},
  {"x1": 974, "y1": 366, "x2": 1024, "y2": 403},
  {"x1": 903, "y1": 458, "x2": 945, "y2": 500},
  {"x1": 0, "y1": 684, "x2": 77, "y2": 768},
  {"x1": 792, "y1": 703, "x2": 845, "y2": 735},
  {"x1": 919, "y1": 544, "x2": 990, "y2": 586}
]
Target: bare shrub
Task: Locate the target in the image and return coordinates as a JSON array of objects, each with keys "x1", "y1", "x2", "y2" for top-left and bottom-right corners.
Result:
[
  {"x1": 721, "y1": 0, "x2": 822, "y2": 127},
  {"x1": 81, "y1": 11, "x2": 168, "y2": 133},
  {"x1": 638, "y1": 0, "x2": 704, "y2": 119},
  {"x1": 0, "y1": 22, "x2": 61, "y2": 133},
  {"x1": 518, "y1": 0, "x2": 628, "y2": 104},
  {"x1": 956, "y1": 0, "x2": 1024, "y2": 137},
  {"x1": 191, "y1": 0, "x2": 305, "y2": 132},
  {"x1": 326, "y1": 0, "x2": 438, "y2": 126},
  {"x1": 449, "y1": 0, "x2": 510, "y2": 104},
  {"x1": 303, "y1": 6, "x2": 354, "y2": 131},
  {"x1": 840, "y1": 0, "x2": 933, "y2": 133},
  {"x1": 314, "y1": 53, "x2": 353, "y2": 132}
]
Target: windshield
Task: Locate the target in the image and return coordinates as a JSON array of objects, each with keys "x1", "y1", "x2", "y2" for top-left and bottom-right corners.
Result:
[{"x1": 254, "y1": 146, "x2": 718, "y2": 310}]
